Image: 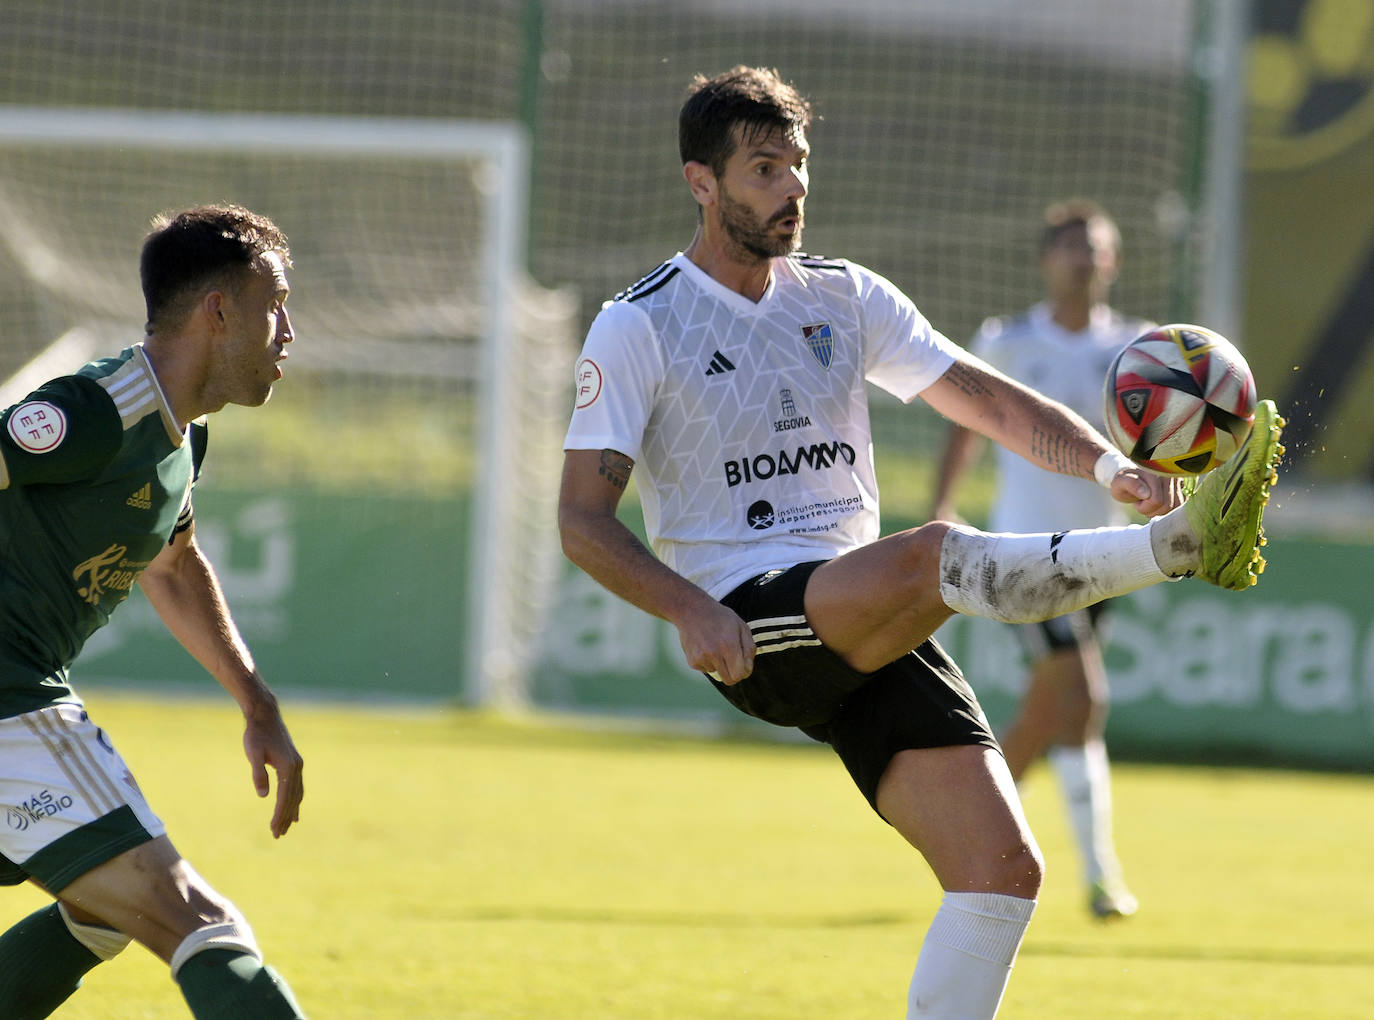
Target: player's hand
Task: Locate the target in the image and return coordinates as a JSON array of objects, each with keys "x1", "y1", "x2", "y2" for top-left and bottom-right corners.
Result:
[
  {"x1": 1109, "y1": 467, "x2": 1182, "y2": 517},
  {"x1": 242, "y1": 699, "x2": 305, "y2": 838},
  {"x1": 675, "y1": 599, "x2": 755, "y2": 686}
]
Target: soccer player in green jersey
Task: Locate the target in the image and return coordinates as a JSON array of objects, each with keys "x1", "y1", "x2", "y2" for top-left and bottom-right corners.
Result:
[{"x1": 0, "y1": 205, "x2": 307, "y2": 1018}]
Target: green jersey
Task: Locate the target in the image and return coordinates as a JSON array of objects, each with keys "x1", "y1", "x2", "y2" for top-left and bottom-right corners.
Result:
[{"x1": 0, "y1": 344, "x2": 206, "y2": 718}]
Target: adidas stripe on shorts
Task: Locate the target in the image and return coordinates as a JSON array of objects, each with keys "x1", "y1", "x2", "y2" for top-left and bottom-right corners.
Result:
[
  {"x1": 0, "y1": 704, "x2": 165, "y2": 892},
  {"x1": 713, "y1": 561, "x2": 999, "y2": 814}
]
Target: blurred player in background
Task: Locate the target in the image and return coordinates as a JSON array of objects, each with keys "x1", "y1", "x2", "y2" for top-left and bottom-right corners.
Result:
[
  {"x1": 0, "y1": 205, "x2": 307, "y2": 1019},
  {"x1": 558, "y1": 66, "x2": 1280, "y2": 1019},
  {"x1": 932, "y1": 199, "x2": 1148, "y2": 920}
]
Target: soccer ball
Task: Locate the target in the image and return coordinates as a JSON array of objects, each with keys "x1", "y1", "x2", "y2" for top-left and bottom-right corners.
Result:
[{"x1": 1102, "y1": 324, "x2": 1257, "y2": 476}]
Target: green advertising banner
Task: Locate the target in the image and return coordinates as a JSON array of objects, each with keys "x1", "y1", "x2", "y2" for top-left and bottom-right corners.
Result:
[
  {"x1": 533, "y1": 533, "x2": 1374, "y2": 772},
  {"x1": 70, "y1": 487, "x2": 1374, "y2": 772},
  {"x1": 75, "y1": 488, "x2": 471, "y2": 702}
]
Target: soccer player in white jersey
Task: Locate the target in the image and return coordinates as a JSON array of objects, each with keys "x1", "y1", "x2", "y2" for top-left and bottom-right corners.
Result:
[
  {"x1": 559, "y1": 67, "x2": 1282, "y2": 1019},
  {"x1": 933, "y1": 199, "x2": 1148, "y2": 921}
]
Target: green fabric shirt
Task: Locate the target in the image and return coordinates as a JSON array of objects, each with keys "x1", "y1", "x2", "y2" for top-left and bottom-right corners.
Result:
[{"x1": 0, "y1": 345, "x2": 206, "y2": 718}]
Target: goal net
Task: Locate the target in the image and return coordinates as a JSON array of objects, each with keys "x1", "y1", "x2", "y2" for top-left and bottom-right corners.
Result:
[
  {"x1": 0, "y1": 107, "x2": 575, "y2": 708},
  {"x1": 0, "y1": 0, "x2": 1226, "y2": 720}
]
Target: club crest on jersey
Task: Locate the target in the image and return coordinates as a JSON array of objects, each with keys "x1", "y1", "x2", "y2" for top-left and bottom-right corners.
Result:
[
  {"x1": 801, "y1": 322, "x2": 833, "y2": 368},
  {"x1": 6, "y1": 400, "x2": 67, "y2": 454}
]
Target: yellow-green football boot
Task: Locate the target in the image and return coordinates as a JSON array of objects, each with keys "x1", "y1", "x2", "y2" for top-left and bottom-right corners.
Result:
[{"x1": 1184, "y1": 399, "x2": 1285, "y2": 591}]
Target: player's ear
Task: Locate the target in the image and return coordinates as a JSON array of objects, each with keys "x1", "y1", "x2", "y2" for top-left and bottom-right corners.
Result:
[
  {"x1": 201, "y1": 289, "x2": 228, "y2": 332},
  {"x1": 683, "y1": 161, "x2": 716, "y2": 207}
]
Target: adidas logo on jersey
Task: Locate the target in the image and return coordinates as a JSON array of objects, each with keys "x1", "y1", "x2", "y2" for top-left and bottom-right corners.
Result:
[
  {"x1": 704, "y1": 350, "x2": 736, "y2": 376},
  {"x1": 126, "y1": 483, "x2": 152, "y2": 510}
]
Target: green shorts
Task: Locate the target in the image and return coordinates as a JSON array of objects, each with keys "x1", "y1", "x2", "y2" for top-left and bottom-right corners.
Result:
[{"x1": 0, "y1": 704, "x2": 164, "y2": 892}]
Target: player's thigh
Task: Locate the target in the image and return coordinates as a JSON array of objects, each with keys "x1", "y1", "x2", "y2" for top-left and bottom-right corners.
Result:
[
  {"x1": 877, "y1": 744, "x2": 1042, "y2": 897},
  {"x1": 0, "y1": 704, "x2": 234, "y2": 959},
  {"x1": 804, "y1": 523, "x2": 954, "y2": 666},
  {"x1": 1019, "y1": 613, "x2": 1104, "y2": 709},
  {"x1": 58, "y1": 835, "x2": 239, "y2": 962}
]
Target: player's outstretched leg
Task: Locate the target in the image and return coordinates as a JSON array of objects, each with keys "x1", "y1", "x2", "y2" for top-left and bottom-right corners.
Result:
[{"x1": 1182, "y1": 398, "x2": 1285, "y2": 591}]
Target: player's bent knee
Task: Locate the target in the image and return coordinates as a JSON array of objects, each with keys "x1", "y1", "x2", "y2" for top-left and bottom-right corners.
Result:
[
  {"x1": 992, "y1": 840, "x2": 1045, "y2": 898},
  {"x1": 169, "y1": 915, "x2": 261, "y2": 979},
  {"x1": 897, "y1": 521, "x2": 952, "y2": 571},
  {"x1": 58, "y1": 903, "x2": 132, "y2": 961}
]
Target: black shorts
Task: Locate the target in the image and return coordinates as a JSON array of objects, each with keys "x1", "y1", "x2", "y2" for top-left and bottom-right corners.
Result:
[
  {"x1": 713, "y1": 561, "x2": 999, "y2": 814},
  {"x1": 1013, "y1": 600, "x2": 1112, "y2": 660}
]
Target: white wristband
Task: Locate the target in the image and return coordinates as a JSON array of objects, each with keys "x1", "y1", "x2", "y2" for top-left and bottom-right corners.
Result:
[{"x1": 1093, "y1": 449, "x2": 1135, "y2": 489}]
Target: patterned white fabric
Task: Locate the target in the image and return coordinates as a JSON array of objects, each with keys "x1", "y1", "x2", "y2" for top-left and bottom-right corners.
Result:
[{"x1": 565, "y1": 252, "x2": 959, "y2": 598}]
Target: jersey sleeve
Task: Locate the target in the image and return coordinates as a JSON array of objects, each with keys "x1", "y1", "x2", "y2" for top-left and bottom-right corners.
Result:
[
  {"x1": 562, "y1": 299, "x2": 665, "y2": 462},
  {"x1": 0, "y1": 376, "x2": 122, "y2": 490},
  {"x1": 857, "y1": 266, "x2": 961, "y2": 402}
]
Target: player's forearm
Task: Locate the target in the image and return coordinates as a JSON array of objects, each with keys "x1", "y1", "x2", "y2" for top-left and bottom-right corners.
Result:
[
  {"x1": 1010, "y1": 398, "x2": 1113, "y2": 482},
  {"x1": 560, "y1": 510, "x2": 719, "y2": 630},
  {"x1": 137, "y1": 541, "x2": 274, "y2": 715},
  {"x1": 929, "y1": 359, "x2": 1111, "y2": 482}
]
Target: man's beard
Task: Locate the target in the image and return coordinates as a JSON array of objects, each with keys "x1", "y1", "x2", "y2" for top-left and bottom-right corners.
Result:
[{"x1": 719, "y1": 186, "x2": 802, "y2": 261}]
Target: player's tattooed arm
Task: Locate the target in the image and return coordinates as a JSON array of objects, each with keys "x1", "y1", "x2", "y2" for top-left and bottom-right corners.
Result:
[
  {"x1": 940, "y1": 360, "x2": 994, "y2": 400},
  {"x1": 598, "y1": 449, "x2": 634, "y2": 491},
  {"x1": 1030, "y1": 426, "x2": 1089, "y2": 477},
  {"x1": 925, "y1": 356, "x2": 1103, "y2": 481}
]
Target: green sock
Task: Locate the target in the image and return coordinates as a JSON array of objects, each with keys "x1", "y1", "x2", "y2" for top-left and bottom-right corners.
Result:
[
  {"x1": 0, "y1": 903, "x2": 102, "y2": 1019},
  {"x1": 175, "y1": 948, "x2": 306, "y2": 1019}
]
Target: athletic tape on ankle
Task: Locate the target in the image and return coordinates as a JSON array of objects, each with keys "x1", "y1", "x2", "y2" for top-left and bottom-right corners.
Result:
[
  {"x1": 169, "y1": 920, "x2": 262, "y2": 978},
  {"x1": 1093, "y1": 449, "x2": 1135, "y2": 489},
  {"x1": 58, "y1": 902, "x2": 132, "y2": 961}
]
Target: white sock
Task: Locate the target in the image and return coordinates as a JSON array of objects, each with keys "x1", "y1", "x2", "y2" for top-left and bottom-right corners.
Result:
[
  {"x1": 1047, "y1": 741, "x2": 1121, "y2": 886},
  {"x1": 908, "y1": 891, "x2": 1036, "y2": 1019},
  {"x1": 939, "y1": 524, "x2": 1166, "y2": 623}
]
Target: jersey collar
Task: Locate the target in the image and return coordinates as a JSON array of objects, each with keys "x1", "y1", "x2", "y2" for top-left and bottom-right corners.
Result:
[
  {"x1": 133, "y1": 343, "x2": 189, "y2": 447},
  {"x1": 672, "y1": 252, "x2": 779, "y2": 314}
]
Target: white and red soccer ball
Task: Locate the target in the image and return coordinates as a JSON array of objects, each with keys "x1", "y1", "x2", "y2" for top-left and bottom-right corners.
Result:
[{"x1": 1102, "y1": 324, "x2": 1257, "y2": 476}]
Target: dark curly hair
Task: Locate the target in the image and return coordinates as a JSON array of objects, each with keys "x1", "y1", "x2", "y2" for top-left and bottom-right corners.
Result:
[
  {"x1": 140, "y1": 203, "x2": 292, "y2": 333},
  {"x1": 679, "y1": 66, "x2": 813, "y2": 178}
]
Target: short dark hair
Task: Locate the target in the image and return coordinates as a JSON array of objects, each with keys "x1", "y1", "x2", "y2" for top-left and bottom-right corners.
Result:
[
  {"x1": 140, "y1": 204, "x2": 291, "y2": 333},
  {"x1": 1039, "y1": 197, "x2": 1118, "y2": 253},
  {"x1": 679, "y1": 66, "x2": 813, "y2": 177}
]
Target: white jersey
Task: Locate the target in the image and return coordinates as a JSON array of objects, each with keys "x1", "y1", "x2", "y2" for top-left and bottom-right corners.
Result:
[
  {"x1": 564, "y1": 251, "x2": 959, "y2": 599},
  {"x1": 971, "y1": 301, "x2": 1152, "y2": 532}
]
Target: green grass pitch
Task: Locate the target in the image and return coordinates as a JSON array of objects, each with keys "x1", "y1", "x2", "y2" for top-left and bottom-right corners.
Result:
[{"x1": 4, "y1": 694, "x2": 1371, "y2": 1018}]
